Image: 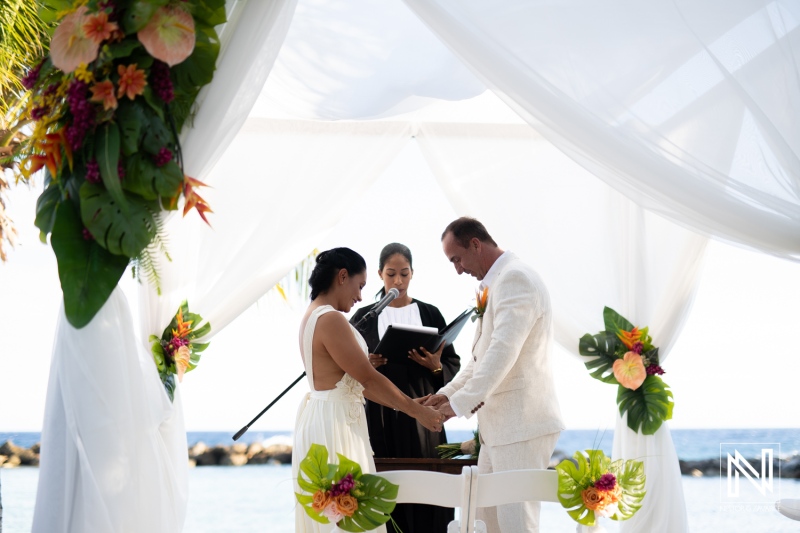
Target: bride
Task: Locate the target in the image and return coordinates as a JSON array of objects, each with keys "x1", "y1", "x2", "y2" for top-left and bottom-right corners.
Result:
[{"x1": 293, "y1": 248, "x2": 444, "y2": 532}]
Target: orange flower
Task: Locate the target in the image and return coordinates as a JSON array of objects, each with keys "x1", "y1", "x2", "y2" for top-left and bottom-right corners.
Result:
[
  {"x1": 171, "y1": 308, "x2": 194, "y2": 339},
  {"x1": 116, "y1": 64, "x2": 147, "y2": 100},
  {"x1": 182, "y1": 175, "x2": 213, "y2": 226},
  {"x1": 475, "y1": 287, "x2": 488, "y2": 316},
  {"x1": 21, "y1": 130, "x2": 72, "y2": 179},
  {"x1": 334, "y1": 493, "x2": 358, "y2": 517},
  {"x1": 617, "y1": 326, "x2": 642, "y2": 350},
  {"x1": 137, "y1": 6, "x2": 196, "y2": 66},
  {"x1": 82, "y1": 11, "x2": 119, "y2": 44},
  {"x1": 613, "y1": 351, "x2": 647, "y2": 390},
  {"x1": 581, "y1": 486, "x2": 606, "y2": 511},
  {"x1": 89, "y1": 79, "x2": 117, "y2": 110},
  {"x1": 311, "y1": 490, "x2": 332, "y2": 513},
  {"x1": 50, "y1": 6, "x2": 100, "y2": 73},
  {"x1": 174, "y1": 345, "x2": 191, "y2": 382}
]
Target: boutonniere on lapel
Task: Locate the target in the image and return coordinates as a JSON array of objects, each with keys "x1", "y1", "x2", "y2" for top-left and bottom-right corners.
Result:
[{"x1": 472, "y1": 287, "x2": 488, "y2": 322}]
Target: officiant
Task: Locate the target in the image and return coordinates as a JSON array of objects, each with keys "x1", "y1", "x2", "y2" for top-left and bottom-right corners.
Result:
[{"x1": 350, "y1": 242, "x2": 461, "y2": 533}]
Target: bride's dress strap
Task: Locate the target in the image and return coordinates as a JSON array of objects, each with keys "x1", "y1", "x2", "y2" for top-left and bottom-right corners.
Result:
[{"x1": 303, "y1": 305, "x2": 337, "y2": 391}]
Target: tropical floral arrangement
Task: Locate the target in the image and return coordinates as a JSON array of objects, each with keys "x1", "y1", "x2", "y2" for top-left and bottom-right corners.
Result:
[
  {"x1": 472, "y1": 287, "x2": 488, "y2": 322},
  {"x1": 556, "y1": 449, "x2": 646, "y2": 526},
  {"x1": 579, "y1": 307, "x2": 673, "y2": 435},
  {"x1": 149, "y1": 300, "x2": 209, "y2": 401},
  {"x1": 296, "y1": 444, "x2": 399, "y2": 532},
  {"x1": 437, "y1": 428, "x2": 480, "y2": 460},
  {"x1": 17, "y1": 0, "x2": 222, "y2": 328}
]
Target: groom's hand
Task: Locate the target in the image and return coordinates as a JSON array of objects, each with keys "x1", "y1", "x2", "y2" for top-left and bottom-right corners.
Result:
[
  {"x1": 422, "y1": 393, "x2": 449, "y2": 408},
  {"x1": 435, "y1": 401, "x2": 456, "y2": 422},
  {"x1": 412, "y1": 394, "x2": 432, "y2": 405}
]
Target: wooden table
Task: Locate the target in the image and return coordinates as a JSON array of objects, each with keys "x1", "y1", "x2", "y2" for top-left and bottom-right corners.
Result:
[{"x1": 374, "y1": 457, "x2": 478, "y2": 475}]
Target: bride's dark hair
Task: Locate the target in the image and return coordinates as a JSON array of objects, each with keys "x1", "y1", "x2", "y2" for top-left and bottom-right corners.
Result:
[{"x1": 309, "y1": 247, "x2": 367, "y2": 300}]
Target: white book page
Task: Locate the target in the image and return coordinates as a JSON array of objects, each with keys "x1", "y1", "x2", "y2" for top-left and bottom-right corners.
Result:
[{"x1": 388, "y1": 324, "x2": 439, "y2": 335}]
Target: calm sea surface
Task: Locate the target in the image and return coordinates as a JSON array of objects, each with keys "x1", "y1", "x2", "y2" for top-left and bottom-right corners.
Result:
[{"x1": 1, "y1": 429, "x2": 799, "y2": 532}]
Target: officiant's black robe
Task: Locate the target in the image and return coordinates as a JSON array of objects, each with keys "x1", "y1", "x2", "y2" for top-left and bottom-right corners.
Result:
[{"x1": 351, "y1": 299, "x2": 461, "y2": 533}]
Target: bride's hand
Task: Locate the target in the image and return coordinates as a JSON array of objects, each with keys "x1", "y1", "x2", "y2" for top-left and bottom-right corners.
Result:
[
  {"x1": 368, "y1": 353, "x2": 388, "y2": 369},
  {"x1": 408, "y1": 342, "x2": 445, "y2": 373},
  {"x1": 417, "y1": 405, "x2": 446, "y2": 433}
]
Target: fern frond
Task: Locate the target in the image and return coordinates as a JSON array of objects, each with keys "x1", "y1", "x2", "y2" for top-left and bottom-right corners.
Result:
[{"x1": 132, "y1": 212, "x2": 172, "y2": 294}]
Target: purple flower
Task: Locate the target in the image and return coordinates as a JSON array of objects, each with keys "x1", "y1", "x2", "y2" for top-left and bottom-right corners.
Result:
[
  {"x1": 631, "y1": 341, "x2": 644, "y2": 354},
  {"x1": 154, "y1": 147, "x2": 173, "y2": 167},
  {"x1": 646, "y1": 364, "x2": 665, "y2": 376},
  {"x1": 82, "y1": 228, "x2": 94, "y2": 241},
  {"x1": 66, "y1": 80, "x2": 95, "y2": 151},
  {"x1": 150, "y1": 61, "x2": 174, "y2": 103},
  {"x1": 22, "y1": 62, "x2": 43, "y2": 90},
  {"x1": 85, "y1": 159, "x2": 101, "y2": 184},
  {"x1": 330, "y1": 473, "x2": 355, "y2": 497},
  {"x1": 594, "y1": 473, "x2": 616, "y2": 492},
  {"x1": 31, "y1": 107, "x2": 49, "y2": 120}
]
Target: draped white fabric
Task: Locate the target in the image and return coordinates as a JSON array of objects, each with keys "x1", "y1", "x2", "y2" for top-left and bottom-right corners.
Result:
[
  {"x1": 33, "y1": 1, "x2": 298, "y2": 531},
  {"x1": 403, "y1": 0, "x2": 800, "y2": 261},
  {"x1": 32, "y1": 289, "x2": 188, "y2": 533},
  {"x1": 415, "y1": 123, "x2": 706, "y2": 532}
]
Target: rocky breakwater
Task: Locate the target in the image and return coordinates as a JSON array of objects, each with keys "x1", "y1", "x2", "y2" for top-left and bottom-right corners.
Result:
[
  {"x1": 0, "y1": 441, "x2": 39, "y2": 467},
  {"x1": 0, "y1": 439, "x2": 293, "y2": 468},
  {"x1": 188, "y1": 441, "x2": 292, "y2": 467},
  {"x1": 679, "y1": 455, "x2": 800, "y2": 478}
]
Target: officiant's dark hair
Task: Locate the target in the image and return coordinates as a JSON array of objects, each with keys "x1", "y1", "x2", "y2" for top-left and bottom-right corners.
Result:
[
  {"x1": 309, "y1": 247, "x2": 367, "y2": 300},
  {"x1": 376, "y1": 243, "x2": 413, "y2": 299},
  {"x1": 442, "y1": 217, "x2": 497, "y2": 248}
]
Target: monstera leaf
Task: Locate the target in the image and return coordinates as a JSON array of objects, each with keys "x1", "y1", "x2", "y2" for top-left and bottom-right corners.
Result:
[
  {"x1": 80, "y1": 182, "x2": 156, "y2": 257},
  {"x1": 611, "y1": 458, "x2": 647, "y2": 520},
  {"x1": 557, "y1": 450, "x2": 602, "y2": 526},
  {"x1": 51, "y1": 200, "x2": 129, "y2": 328},
  {"x1": 579, "y1": 331, "x2": 621, "y2": 384},
  {"x1": 603, "y1": 306, "x2": 634, "y2": 335},
  {"x1": 617, "y1": 375, "x2": 674, "y2": 435}
]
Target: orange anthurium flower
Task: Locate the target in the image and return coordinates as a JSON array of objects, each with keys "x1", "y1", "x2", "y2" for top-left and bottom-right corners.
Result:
[
  {"x1": 172, "y1": 308, "x2": 194, "y2": 339},
  {"x1": 50, "y1": 6, "x2": 100, "y2": 73},
  {"x1": 617, "y1": 326, "x2": 642, "y2": 350},
  {"x1": 90, "y1": 79, "x2": 118, "y2": 110},
  {"x1": 613, "y1": 351, "x2": 646, "y2": 390},
  {"x1": 137, "y1": 6, "x2": 196, "y2": 66},
  {"x1": 117, "y1": 64, "x2": 147, "y2": 100},
  {"x1": 82, "y1": 11, "x2": 119, "y2": 44},
  {"x1": 174, "y1": 345, "x2": 191, "y2": 382}
]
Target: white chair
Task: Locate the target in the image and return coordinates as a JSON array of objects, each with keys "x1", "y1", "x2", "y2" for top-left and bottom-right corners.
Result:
[
  {"x1": 379, "y1": 466, "x2": 476, "y2": 533},
  {"x1": 776, "y1": 499, "x2": 800, "y2": 521},
  {"x1": 468, "y1": 468, "x2": 600, "y2": 533}
]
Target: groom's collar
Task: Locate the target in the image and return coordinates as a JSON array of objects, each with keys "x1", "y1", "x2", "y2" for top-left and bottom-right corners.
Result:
[{"x1": 479, "y1": 251, "x2": 513, "y2": 291}]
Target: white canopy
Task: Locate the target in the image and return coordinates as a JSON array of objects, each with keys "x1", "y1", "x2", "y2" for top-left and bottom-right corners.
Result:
[{"x1": 32, "y1": 1, "x2": 800, "y2": 532}]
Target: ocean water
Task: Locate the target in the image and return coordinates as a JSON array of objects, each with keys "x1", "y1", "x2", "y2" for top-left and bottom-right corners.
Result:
[{"x1": 1, "y1": 429, "x2": 799, "y2": 532}]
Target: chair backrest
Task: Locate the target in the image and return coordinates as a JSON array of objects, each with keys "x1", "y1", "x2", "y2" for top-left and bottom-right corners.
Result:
[
  {"x1": 473, "y1": 468, "x2": 559, "y2": 507},
  {"x1": 379, "y1": 466, "x2": 474, "y2": 533}
]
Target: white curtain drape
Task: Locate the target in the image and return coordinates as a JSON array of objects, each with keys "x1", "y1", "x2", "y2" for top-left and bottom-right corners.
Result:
[
  {"x1": 32, "y1": 1, "x2": 298, "y2": 531},
  {"x1": 403, "y1": 0, "x2": 800, "y2": 261},
  {"x1": 416, "y1": 123, "x2": 706, "y2": 532}
]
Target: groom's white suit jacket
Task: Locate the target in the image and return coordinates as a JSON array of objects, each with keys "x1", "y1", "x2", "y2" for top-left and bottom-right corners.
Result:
[{"x1": 439, "y1": 252, "x2": 565, "y2": 447}]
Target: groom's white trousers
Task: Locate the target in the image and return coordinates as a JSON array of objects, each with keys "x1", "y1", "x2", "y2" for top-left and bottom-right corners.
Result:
[{"x1": 477, "y1": 431, "x2": 561, "y2": 533}]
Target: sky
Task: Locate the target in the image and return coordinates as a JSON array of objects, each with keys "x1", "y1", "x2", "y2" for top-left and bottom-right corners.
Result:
[{"x1": 1, "y1": 141, "x2": 799, "y2": 435}]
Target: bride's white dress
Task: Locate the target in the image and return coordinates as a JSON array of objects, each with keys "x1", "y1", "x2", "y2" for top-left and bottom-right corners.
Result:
[{"x1": 292, "y1": 305, "x2": 386, "y2": 532}]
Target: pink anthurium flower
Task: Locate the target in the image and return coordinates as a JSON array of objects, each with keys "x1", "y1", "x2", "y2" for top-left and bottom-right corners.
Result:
[
  {"x1": 174, "y1": 345, "x2": 191, "y2": 383},
  {"x1": 50, "y1": 6, "x2": 100, "y2": 73},
  {"x1": 137, "y1": 6, "x2": 196, "y2": 66},
  {"x1": 613, "y1": 351, "x2": 646, "y2": 390}
]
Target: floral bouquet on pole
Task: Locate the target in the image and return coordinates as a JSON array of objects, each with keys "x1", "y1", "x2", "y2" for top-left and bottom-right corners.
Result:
[
  {"x1": 295, "y1": 444, "x2": 399, "y2": 532},
  {"x1": 18, "y1": 0, "x2": 221, "y2": 328},
  {"x1": 579, "y1": 307, "x2": 673, "y2": 435}
]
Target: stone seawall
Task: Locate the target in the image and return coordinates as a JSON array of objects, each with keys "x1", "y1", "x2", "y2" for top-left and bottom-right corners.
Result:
[{"x1": 3, "y1": 439, "x2": 800, "y2": 477}]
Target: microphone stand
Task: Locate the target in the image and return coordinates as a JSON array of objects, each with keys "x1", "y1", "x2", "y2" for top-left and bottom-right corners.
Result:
[{"x1": 232, "y1": 305, "x2": 384, "y2": 441}]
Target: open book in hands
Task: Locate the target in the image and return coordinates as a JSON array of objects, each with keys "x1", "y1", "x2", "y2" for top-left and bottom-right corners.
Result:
[{"x1": 373, "y1": 308, "x2": 473, "y2": 364}]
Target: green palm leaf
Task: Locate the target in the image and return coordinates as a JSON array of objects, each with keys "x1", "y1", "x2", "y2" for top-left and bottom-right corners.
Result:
[{"x1": 616, "y1": 375, "x2": 674, "y2": 435}]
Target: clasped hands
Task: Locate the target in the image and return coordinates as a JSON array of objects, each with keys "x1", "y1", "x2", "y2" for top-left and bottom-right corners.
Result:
[{"x1": 415, "y1": 393, "x2": 456, "y2": 422}]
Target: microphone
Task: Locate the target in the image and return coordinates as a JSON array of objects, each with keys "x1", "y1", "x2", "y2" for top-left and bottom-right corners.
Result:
[{"x1": 354, "y1": 288, "x2": 399, "y2": 328}]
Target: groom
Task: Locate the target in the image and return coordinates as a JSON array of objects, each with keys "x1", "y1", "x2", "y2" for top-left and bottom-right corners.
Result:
[{"x1": 425, "y1": 217, "x2": 565, "y2": 532}]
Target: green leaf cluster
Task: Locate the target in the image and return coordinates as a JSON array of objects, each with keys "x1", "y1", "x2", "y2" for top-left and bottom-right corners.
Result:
[
  {"x1": 578, "y1": 307, "x2": 673, "y2": 435},
  {"x1": 149, "y1": 300, "x2": 210, "y2": 401},
  {"x1": 556, "y1": 449, "x2": 646, "y2": 526},
  {"x1": 28, "y1": 0, "x2": 225, "y2": 328},
  {"x1": 295, "y1": 444, "x2": 399, "y2": 532}
]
